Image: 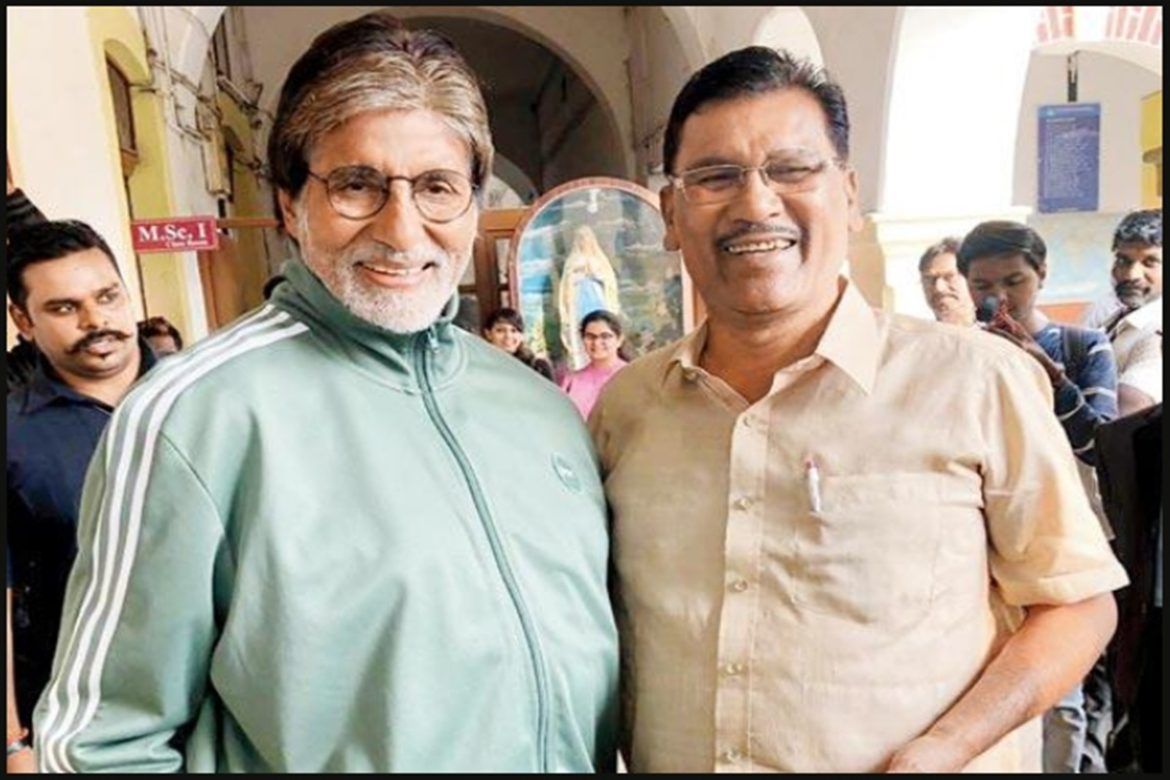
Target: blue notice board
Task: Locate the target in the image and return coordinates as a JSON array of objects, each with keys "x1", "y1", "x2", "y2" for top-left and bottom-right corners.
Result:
[{"x1": 1038, "y1": 103, "x2": 1100, "y2": 213}]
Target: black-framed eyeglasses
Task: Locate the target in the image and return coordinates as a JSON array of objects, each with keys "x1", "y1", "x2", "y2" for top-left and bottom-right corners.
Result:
[
  {"x1": 307, "y1": 165, "x2": 478, "y2": 223},
  {"x1": 670, "y1": 157, "x2": 843, "y2": 206}
]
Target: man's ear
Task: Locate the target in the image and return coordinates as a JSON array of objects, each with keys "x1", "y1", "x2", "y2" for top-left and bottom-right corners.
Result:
[
  {"x1": 844, "y1": 165, "x2": 864, "y2": 232},
  {"x1": 660, "y1": 185, "x2": 680, "y2": 252},
  {"x1": 1037, "y1": 263, "x2": 1048, "y2": 287},
  {"x1": 278, "y1": 189, "x2": 303, "y2": 244},
  {"x1": 9, "y1": 302, "x2": 34, "y2": 341}
]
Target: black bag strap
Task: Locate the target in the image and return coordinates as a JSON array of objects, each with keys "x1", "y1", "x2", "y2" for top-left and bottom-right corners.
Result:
[{"x1": 1060, "y1": 325, "x2": 1095, "y2": 382}]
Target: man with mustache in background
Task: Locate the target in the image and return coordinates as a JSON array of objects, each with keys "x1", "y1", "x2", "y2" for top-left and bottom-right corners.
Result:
[
  {"x1": 918, "y1": 236, "x2": 975, "y2": 326},
  {"x1": 1104, "y1": 209, "x2": 1161, "y2": 417},
  {"x1": 6, "y1": 219, "x2": 155, "y2": 771}
]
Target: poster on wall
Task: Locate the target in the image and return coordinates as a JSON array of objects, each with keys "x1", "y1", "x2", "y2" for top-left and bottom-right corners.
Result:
[
  {"x1": 1037, "y1": 103, "x2": 1100, "y2": 213},
  {"x1": 508, "y1": 178, "x2": 684, "y2": 378}
]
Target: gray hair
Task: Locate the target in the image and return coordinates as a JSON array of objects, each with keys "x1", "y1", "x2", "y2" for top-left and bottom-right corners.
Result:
[{"x1": 267, "y1": 12, "x2": 493, "y2": 207}]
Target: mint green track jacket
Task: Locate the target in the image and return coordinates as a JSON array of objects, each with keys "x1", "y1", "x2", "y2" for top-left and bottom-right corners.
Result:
[{"x1": 33, "y1": 260, "x2": 619, "y2": 772}]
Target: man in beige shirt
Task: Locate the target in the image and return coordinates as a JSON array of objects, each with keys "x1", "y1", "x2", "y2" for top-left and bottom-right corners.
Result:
[{"x1": 590, "y1": 46, "x2": 1128, "y2": 773}]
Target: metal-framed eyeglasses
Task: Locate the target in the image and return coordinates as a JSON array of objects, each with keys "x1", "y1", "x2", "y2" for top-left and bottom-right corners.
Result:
[
  {"x1": 670, "y1": 157, "x2": 843, "y2": 206},
  {"x1": 307, "y1": 165, "x2": 478, "y2": 223}
]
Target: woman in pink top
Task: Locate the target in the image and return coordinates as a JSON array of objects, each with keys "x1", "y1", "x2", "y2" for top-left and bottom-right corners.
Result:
[{"x1": 560, "y1": 310, "x2": 628, "y2": 419}]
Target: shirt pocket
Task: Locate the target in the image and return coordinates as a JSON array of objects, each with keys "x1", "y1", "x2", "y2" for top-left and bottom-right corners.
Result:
[{"x1": 791, "y1": 472, "x2": 983, "y2": 627}]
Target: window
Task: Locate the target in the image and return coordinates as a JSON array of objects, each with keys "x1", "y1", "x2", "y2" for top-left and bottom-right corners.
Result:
[
  {"x1": 106, "y1": 60, "x2": 137, "y2": 172},
  {"x1": 211, "y1": 19, "x2": 232, "y2": 82}
]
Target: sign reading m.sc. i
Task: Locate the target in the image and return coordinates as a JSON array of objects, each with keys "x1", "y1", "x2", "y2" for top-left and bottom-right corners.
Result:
[
  {"x1": 131, "y1": 216, "x2": 219, "y2": 253},
  {"x1": 1038, "y1": 103, "x2": 1101, "y2": 214}
]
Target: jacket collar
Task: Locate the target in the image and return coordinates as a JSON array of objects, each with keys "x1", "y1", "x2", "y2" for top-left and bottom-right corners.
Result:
[{"x1": 270, "y1": 257, "x2": 466, "y2": 392}]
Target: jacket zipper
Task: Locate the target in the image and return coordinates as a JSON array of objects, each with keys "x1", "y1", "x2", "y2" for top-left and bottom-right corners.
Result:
[{"x1": 415, "y1": 327, "x2": 551, "y2": 771}]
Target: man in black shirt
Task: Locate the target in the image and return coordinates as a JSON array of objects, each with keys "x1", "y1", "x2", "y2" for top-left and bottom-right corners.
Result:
[{"x1": 6, "y1": 219, "x2": 155, "y2": 767}]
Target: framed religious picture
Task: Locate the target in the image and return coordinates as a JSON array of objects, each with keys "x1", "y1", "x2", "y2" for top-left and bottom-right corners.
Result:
[{"x1": 506, "y1": 177, "x2": 694, "y2": 380}]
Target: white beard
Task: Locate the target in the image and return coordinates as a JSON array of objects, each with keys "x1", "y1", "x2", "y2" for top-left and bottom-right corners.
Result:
[{"x1": 296, "y1": 210, "x2": 470, "y2": 334}]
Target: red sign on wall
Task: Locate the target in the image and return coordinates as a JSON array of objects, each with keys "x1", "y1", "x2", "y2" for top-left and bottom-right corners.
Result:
[{"x1": 130, "y1": 216, "x2": 219, "y2": 253}]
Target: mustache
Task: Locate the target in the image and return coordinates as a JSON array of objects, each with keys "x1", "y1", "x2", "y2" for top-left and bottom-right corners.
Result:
[
  {"x1": 1115, "y1": 280, "x2": 1147, "y2": 295},
  {"x1": 68, "y1": 329, "x2": 132, "y2": 354},
  {"x1": 715, "y1": 222, "x2": 801, "y2": 251}
]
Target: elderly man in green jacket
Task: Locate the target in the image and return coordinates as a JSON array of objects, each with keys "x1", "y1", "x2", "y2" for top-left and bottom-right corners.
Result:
[{"x1": 34, "y1": 13, "x2": 617, "y2": 772}]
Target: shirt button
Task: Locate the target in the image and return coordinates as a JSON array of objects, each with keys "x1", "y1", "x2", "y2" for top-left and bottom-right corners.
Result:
[
  {"x1": 723, "y1": 662, "x2": 746, "y2": 676},
  {"x1": 721, "y1": 748, "x2": 742, "y2": 763},
  {"x1": 733, "y1": 496, "x2": 754, "y2": 511},
  {"x1": 682, "y1": 367, "x2": 700, "y2": 382},
  {"x1": 730, "y1": 579, "x2": 749, "y2": 593}
]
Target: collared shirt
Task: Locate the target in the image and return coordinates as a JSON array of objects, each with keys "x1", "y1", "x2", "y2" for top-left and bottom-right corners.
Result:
[
  {"x1": 6, "y1": 345, "x2": 154, "y2": 724},
  {"x1": 591, "y1": 280, "x2": 1129, "y2": 773},
  {"x1": 1109, "y1": 298, "x2": 1162, "y2": 404}
]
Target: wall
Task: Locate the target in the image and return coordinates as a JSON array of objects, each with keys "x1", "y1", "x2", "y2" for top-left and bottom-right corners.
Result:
[
  {"x1": 535, "y1": 60, "x2": 625, "y2": 188},
  {"x1": 6, "y1": 7, "x2": 146, "y2": 314},
  {"x1": 882, "y1": 7, "x2": 1037, "y2": 217},
  {"x1": 1013, "y1": 50, "x2": 1160, "y2": 212},
  {"x1": 802, "y1": 6, "x2": 900, "y2": 215},
  {"x1": 627, "y1": 6, "x2": 698, "y2": 179},
  {"x1": 91, "y1": 6, "x2": 197, "y2": 341}
]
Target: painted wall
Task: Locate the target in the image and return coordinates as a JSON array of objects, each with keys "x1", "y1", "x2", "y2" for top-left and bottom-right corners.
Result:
[
  {"x1": 6, "y1": 7, "x2": 146, "y2": 314},
  {"x1": 1013, "y1": 50, "x2": 1161, "y2": 213}
]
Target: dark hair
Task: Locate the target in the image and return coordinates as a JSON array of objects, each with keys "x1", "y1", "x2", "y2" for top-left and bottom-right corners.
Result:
[
  {"x1": 483, "y1": 307, "x2": 525, "y2": 332},
  {"x1": 138, "y1": 316, "x2": 183, "y2": 350},
  {"x1": 6, "y1": 219, "x2": 120, "y2": 309},
  {"x1": 1112, "y1": 209, "x2": 1162, "y2": 250},
  {"x1": 580, "y1": 309, "x2": 624, "y2": 338},
  {"x1": 267, "y1": 12, "x2": 492, "y2": 216},
  {"x1": 956, "y1": 221, "x2": 1047, "y2": 276},
  {"x1": 663, "y1": 46, "x2": 849, "y2": 175},
  {"x1": 918, "y1": 237, "x2": 962, "y2": 274}
]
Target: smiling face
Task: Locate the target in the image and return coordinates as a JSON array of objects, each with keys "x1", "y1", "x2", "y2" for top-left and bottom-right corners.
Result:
[
  {"x1": 486, "y1": 320, "x2": 524, "y2": 354},
  {"x1": 661, "y1": 88, "x2": 861, "y2": 326},
  {"x1": 279, "y1": 108, "x2": 478, "y2": 333},
  {"x1": 963, "y1": 253, "x2": 1045, "y2": 324},
  {"x1": 582, "y1": 319, "x2": 622, "y2": 365},
  {"x1": 9, "y1": 248, "x2": 138, "y2": 382}
]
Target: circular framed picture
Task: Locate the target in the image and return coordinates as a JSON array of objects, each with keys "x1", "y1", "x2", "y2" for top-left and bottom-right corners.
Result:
[{"x1": 507, "y1": 177, "x2": 688, "y2": 377}]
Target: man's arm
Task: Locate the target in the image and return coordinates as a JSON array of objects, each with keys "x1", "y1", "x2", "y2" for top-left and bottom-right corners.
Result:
[
  {"x1": 7, "y1": 590, "x2": 35, "y2": 774},
  {"x1": 1118, "y1": 382, "x2": 1157, "y2": 417},
  {"x1": 888, "y1": 349, "x2": 1128, "y2": 772},
  {"x1": 1116, "y1": 333, "x2": 1161, "y2": 417},
  {"x1": 887, "y1": 594, "x2": 1116, "y2": 772},
  {"x1": 33, "y1": 425, "x2": 225, "y2": 773}
]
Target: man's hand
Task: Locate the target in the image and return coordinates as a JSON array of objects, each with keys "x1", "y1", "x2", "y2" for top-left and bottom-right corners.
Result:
[
  {"x1": 885, "y1": 732, "x2": 972, "y2": 773},
  {"x1": 7, "y1": 747, "x2": 37, "y2": 774},
  {"x1": 985, "y1": 308, "x2": 1064, "y2": 385}
]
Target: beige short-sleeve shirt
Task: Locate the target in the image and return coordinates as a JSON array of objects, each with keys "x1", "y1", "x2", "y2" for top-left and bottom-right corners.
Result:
[{"x1": 590, "y1": 281, "x2": 1128, "y2": 773}]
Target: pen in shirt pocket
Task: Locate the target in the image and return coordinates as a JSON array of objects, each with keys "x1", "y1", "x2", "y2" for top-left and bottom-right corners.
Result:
[{"x1": 804, "y1": 455, "x2": 822, "y2": 513}]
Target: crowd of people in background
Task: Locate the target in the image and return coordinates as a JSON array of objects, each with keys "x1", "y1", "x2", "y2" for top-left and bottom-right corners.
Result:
[
  {"x1": 4, "y1": 11, "x2": 1161, "y2": 774},
  {"x1": 917, "y1": 209, "x2": 1162, "y2": 773}
]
